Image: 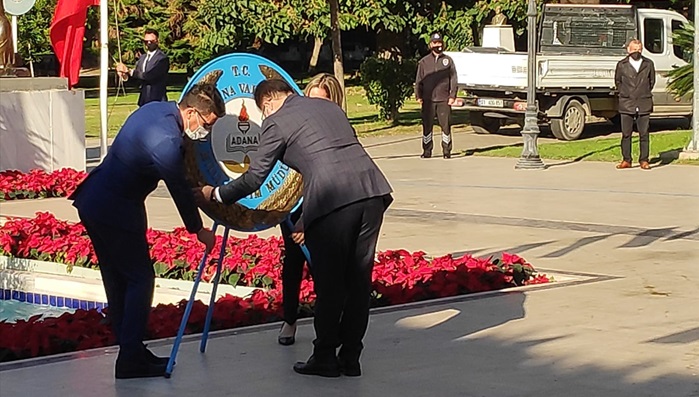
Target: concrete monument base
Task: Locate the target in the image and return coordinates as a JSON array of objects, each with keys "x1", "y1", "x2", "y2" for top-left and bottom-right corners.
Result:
[{"x1": 0, "y1": 77, "x2": 85, "y2": 172}]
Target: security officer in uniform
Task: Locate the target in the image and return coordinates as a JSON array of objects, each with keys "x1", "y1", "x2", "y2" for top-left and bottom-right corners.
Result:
[{"x1": 415, "y1": 32, "x2": 458, "y2": 159}]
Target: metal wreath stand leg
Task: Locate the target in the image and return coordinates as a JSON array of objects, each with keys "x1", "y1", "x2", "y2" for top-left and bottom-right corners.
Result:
[{"x1": 165, "y1": 216, "x2": 312, "y2": 378}]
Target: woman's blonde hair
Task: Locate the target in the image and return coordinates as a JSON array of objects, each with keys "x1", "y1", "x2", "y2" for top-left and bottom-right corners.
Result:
[{"x1": 304, "y1": 73, "x2": 344, "y2": 107}]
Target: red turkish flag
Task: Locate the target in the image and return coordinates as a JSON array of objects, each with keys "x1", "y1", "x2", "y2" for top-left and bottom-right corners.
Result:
[{"x1": 50, "y1": 0, "x2": 100, "y2": 88}]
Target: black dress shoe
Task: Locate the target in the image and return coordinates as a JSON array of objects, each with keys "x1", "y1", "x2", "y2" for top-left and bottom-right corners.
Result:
[
  {"x1": 293, "y1": 356, "x2": 341, "y2": 378},
  {"x1": 443, "y1": 153, "x2": 451, "y2": 159},
  {"x1": 339, "y1": 359, "x2": 361, "y2": 377},
  {"x1": 143, "y1": 344, "x2": 171, "y2": 366},
  {"x1": 115, "y1": 356, "x2": 167, "y2": 379},
  {"x1": 420, "y1": 152, "x2": 432, "y2": 159}
]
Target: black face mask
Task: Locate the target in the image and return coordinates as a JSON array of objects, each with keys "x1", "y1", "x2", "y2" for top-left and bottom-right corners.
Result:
[
  {"x1": 432, "y1": 46, "x2": 444, "y2": 54},
  {"x1": 629, "y1": 52, "x2": 642, "y2": 61},
  {"x1": 145, "y1": 42, "x2": 159, "y2": 52}
]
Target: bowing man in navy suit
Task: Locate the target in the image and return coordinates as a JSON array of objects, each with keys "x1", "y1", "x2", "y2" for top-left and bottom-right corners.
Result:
[
  {"x1": 194, "y1": 79, "x2": 393, "y2": 378},
  {"x1": 70, "y1": 78, "x2": 226, "y2": 379},
  {"x1": 116, "y1": 28, "x2": 170, "y2": 107}
]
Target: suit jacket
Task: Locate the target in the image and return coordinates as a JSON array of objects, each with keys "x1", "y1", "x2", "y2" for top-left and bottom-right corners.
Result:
[
  {"x1": 614, "y1": 55, "x2": 655, "y2": 115},
  {"x1": 218, "y1": 94, "x2": 393, "y2": 229},
  {"x1": 415, "y1": 53, "x2": 457, "y2": 103},
  {"x1": 132, "y1": 49, "x2": 169, "y2": 107},
  {"x1": 71, "y1": 102, "x2": 203, "y2": 235}
]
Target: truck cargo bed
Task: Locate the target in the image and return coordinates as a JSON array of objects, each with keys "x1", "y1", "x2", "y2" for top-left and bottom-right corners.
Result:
[{"x1": 446, "y1": 50, "x2": 619, "y2": 91}]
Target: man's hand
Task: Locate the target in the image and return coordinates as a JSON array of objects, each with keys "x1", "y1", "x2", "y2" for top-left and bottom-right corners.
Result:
[
  {"x1": 192, "y1": 185, "x2": 215, "y2": 206},
  {"x1": 197, "y1": 228, "x2": 216, "y2": 253},
  {"x1": 447, "y1": 97, "x2": 455, "y2": 106},
  {"x1": 290, "y1": 219, "x2": 304, "y2": 244},
  {"x1": 115, "y1": 62, "x2": 128, "y2": 73},
  {"x1": 417, "y1": 98, "x2": 423, "y2": 104},
  {"x1": 290, "y1": 231, "x2": 305, "y2": 245}
]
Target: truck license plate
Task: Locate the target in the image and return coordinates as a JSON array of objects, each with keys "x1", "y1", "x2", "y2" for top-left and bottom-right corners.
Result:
[{"x1": 478, "y1": 99, "x2": 504, "y2": 108}]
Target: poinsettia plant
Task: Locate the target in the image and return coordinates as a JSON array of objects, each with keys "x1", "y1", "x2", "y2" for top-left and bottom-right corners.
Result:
[
  {"x1": 0, "y1": 168, "x2": 87, "y2": 201},
  {"x1": 0, "y1": 213, "x2": 549, "y2": 363}
]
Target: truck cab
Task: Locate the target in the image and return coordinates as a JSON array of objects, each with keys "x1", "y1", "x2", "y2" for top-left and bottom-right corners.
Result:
[{"x1": 639, "y1": 8, "x2": 693, "y2": 115}]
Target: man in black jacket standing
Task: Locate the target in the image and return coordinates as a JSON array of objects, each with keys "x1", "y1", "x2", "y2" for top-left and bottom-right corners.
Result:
[
  {"x1": 415, "y1": 32, "x2": 458, "y2": 159},
  {"x1": 614, "y1": 39, "x2": 656, "y2": 170}
]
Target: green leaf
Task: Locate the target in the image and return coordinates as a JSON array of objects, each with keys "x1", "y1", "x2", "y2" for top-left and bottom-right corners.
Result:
[
  {"x1": 153, "y1": 262, "x2": 169, "y2": 277},
  {"x1": 227, "y1": 273, "x2": 241, "y2": 286}
]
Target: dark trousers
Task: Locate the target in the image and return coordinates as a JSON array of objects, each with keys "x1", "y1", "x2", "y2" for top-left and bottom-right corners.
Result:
[
  {"x1": 304, "y1": 196, "x2": 387, "y2": 363},
  {"x1": 620, "y1": 113, "x2": 650, "y2": 163},
  {"x1": 421, "y1": 100, "x2": 452, "y2": 155},
  {"x1": 280, "y1": 220, "x2": 307, "y2": 325},
  {"x1": 80, "y1": 214, "x2": 154, "y2": 358}
]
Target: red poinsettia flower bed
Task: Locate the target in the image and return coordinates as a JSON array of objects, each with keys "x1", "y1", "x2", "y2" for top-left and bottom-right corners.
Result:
[
  {"x1": 0, "y1": 213, "x2": 549, "y2": 363},
  {"x1": 0, "y1": 168, "x2": 87, "y2": 201}
]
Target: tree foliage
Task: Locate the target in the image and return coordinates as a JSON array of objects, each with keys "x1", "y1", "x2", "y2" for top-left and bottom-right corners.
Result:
[
  {"x1": 14, "y1": 0, "x2": 56, "y2": 61},
  {"x1": 360, "y1": 56, "x2": 417, "y2": 121},
  {"x1": 10, "y1": 0, "x2": 695, "y2": 73},
  {"x1": 667, "y1": 20, "x2": 694, "y2": 98}
]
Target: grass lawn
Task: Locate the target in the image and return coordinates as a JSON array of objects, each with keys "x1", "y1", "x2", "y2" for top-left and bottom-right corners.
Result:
[
  {"x1": 84, "y1": 85, "x2": 465, "y2": 139},
  {"x1": 84, "y1": 83, "x2": 696, "y2": 167},
  {"x1": 471, "y1": 129, "x2": 699, "y2": 166}
]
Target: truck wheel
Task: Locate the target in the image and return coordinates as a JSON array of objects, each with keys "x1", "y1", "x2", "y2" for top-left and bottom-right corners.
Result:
[
  {"x1": 470, "y1": 111, "x2": 501, "y2": 134},
  {"x1": 550, "y1": 100, "x2": 585, "y2": 140}
]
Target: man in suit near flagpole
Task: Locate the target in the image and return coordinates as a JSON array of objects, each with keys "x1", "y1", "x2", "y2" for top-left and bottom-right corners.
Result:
[
  {"x1": 116, "y1": 28, "x2": 170, "y2": 107},
  {"x1": 194, "y1": 79, "x2": 393, "y2": 378}
]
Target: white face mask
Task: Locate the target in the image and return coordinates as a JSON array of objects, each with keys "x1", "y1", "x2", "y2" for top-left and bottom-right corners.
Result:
[{"x1": 184, "y1": 111, "x2": 209, "y2": 141}]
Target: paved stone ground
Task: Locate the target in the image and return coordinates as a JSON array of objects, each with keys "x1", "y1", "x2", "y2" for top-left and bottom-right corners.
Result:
[{"x1": 1, "y1": 130, "x2": 697, "y2": 396}]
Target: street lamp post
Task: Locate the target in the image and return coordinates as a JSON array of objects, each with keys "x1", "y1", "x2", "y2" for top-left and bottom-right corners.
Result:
[
  {"x1": 680, "y1": 0, "x2": 698, "y2": 158},
  {"x1": 516, "y1": 0, "x2": 546, "y2": 170}
]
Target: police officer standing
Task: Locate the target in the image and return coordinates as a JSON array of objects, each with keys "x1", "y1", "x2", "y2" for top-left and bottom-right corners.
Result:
[{"x1": 415, "y1": 32, "x2": 458, "y2": 159}]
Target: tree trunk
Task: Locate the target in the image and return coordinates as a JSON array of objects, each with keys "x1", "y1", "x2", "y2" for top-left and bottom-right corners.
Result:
[
  {"x1": 308, "y1": 36, "x2": 323, "y2": 73},
  {"x1": 329, "y1": 0, "x2": 346, "y2": 110}
]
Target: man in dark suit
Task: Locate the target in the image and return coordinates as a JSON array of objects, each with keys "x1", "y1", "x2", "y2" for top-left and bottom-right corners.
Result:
[
  {"x1": 614, "y1": 39, "x2": 656, "y2": 170},
  {"x1": 70, "y1": 79, "x2": 225, "y2": 379},
  {"x1": 116, "y1": 29, "x2": 170, "y2": 107},
  {"x1": 194, "y1": 79, "x2": 393, "y2": 378}
]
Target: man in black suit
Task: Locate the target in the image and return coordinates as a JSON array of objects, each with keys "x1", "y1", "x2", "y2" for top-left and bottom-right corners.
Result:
[
  {"x1": 116, "y1": 29, "x2": 169, "y2": 107},
  {"x1": 194, "y1": 79, "x2": 393, "y2": 378},
  {"x1": 614, "y1": 39, "x2": 656, "y2": 170}
]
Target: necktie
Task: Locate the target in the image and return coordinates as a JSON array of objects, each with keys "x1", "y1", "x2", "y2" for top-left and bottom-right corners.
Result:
[{"x1": 143, "y1": 53, "x2": 151, "y2": 72}]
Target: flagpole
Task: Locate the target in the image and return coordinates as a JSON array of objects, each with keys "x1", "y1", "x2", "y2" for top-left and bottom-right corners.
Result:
[
  {"x1": 99, "y1": 0, "x2": 108, "y2": 161},
  {"x1": 11, "y1": 16, "x2": 17, "y2": 55}
]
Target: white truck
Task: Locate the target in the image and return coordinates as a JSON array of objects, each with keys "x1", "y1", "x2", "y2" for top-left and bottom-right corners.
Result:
[{"x1": 447, "y1": 4, "x2": 693, "y2": 140}]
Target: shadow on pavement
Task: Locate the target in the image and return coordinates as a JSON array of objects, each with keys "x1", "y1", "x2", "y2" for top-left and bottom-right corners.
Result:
[
  {"x1": 646, "y1": 327, "x2": 699, "y2": 344},
  {"x1": 544, "y1": 144, "x2": 618, "y2": 169},
  {"x1": 649, "y1": 147, "x2": 685, "y2": 168}
]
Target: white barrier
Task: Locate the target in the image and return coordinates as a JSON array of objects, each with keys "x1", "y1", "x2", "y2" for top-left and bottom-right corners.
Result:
[{"x1": 0, "y1": 78, "x2": 86, "y2": 172}]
